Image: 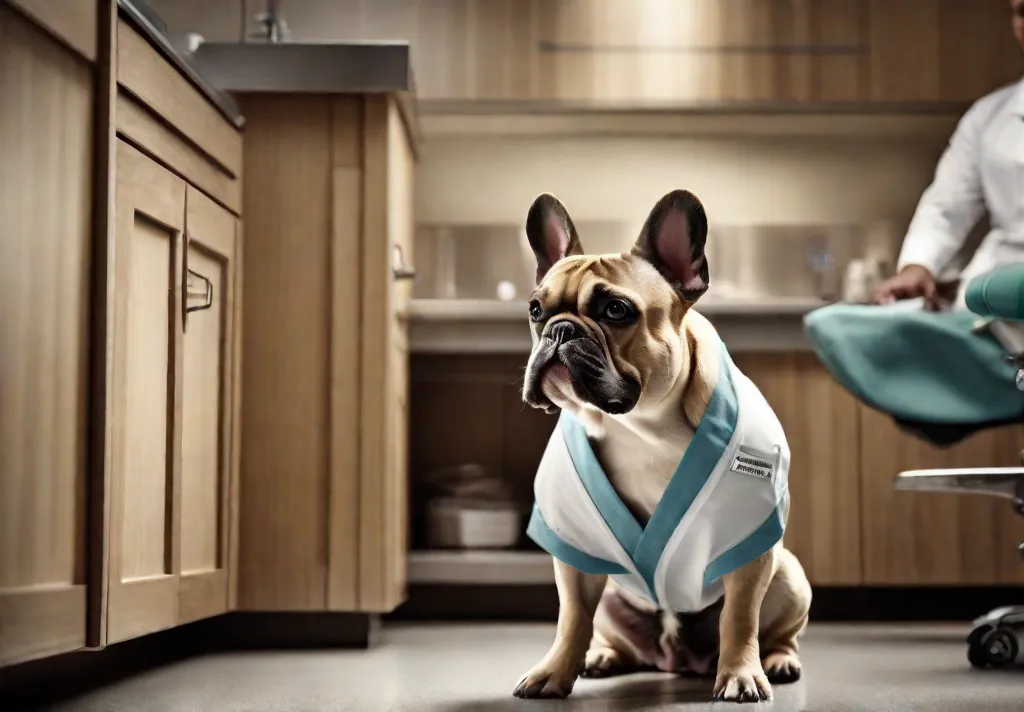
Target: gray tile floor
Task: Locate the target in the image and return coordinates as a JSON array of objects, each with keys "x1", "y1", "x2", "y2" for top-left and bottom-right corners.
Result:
[{"x1": 37, "y1": 623, "x2": 1023, "y2": 712}]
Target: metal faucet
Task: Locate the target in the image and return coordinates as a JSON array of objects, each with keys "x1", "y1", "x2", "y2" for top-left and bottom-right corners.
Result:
[{"x1": 251, "y1": 0, "x2": 289, "y2": 43}]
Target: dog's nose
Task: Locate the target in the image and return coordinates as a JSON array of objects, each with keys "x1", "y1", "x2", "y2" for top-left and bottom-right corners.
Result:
[{"x1": 546, "y1": 320, "x2": 582, "y2": 345}]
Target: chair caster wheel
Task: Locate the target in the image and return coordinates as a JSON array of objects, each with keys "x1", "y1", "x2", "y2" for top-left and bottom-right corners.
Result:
[{"x1": 968, "y1": 628, "x2": 1019, "y2": 669}]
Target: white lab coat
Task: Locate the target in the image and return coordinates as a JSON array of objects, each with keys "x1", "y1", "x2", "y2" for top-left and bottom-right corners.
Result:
[
  {"x1": 527, "y1": 342, "x2": 790, "y2": 613},
  {"x1": 898, "y1": 78, "x2": 1024, "y2": 308}
]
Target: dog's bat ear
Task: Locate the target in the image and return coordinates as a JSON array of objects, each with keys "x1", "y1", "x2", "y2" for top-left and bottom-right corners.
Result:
[
  {"x1": 525, "y1": 193, "x2": 584, "y2": 284},
  {"x1": 632, "y1": 190, "x2": 709, "y2": 302}
]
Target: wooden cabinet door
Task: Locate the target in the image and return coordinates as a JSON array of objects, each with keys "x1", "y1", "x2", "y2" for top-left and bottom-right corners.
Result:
[
  {"x1": 0, "y1": 5, "x2": 93, "y2": 665},
  {"x1": 860, "y1": 405, "x2": 1024, "y2": 585},
  {"x1": 107, "y1": 141, "x2": 186, "y2": 644},
  {"x1": 732, "y1": 353, "x2": 863, "y2": 585},
  {"x1": 178, "y1": 187, "x2": 238, "y2": 624}
]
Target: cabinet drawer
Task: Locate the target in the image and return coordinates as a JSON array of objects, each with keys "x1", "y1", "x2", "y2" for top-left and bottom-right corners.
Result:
[
  {"x1": 116, "y1": 92, "x2": 242, "y2": 215},
  {"x1": 117, "y1": 18, "x2": 242, "y2": 178}
]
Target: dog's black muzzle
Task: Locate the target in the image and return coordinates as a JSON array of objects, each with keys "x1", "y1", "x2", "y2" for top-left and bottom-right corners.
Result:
[{"x1": 523, "y1": 319, "x2": 641, "y2": 415}]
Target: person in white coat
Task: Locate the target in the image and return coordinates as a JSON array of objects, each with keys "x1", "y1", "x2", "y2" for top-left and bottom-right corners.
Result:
[{"x1": 875, "y1": 0, "x2": 1024, "y2": 310}]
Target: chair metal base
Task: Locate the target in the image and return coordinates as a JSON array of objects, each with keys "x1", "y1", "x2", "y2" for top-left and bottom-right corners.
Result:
[
  {"x1": 968, "y1": 606, "x2": 1024, "y2": 669},
  {"x1": 894, "y1": 467, "x2": 1024, "y2": 512},
  {"x1": 894, "y1": 467, "x2": 1024, "y2": 562}
]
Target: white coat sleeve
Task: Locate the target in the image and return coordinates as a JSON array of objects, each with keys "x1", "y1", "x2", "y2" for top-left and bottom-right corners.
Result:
[{"x1": 896, "y1": 102, "x2": 988, "y2": 276}]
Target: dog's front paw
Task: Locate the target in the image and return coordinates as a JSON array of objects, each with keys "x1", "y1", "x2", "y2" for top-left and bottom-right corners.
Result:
[
  {"x1": 713, "y1": 662, "x2": 772, "y2": 703},
  {"x1": 512, "y1": 660, "x2": 579, "y2": 699},
  {"x1": 763, "y1": 650, "x2": 802, "y2": 685}
]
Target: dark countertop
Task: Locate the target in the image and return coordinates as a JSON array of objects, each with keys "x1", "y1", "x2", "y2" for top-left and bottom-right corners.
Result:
[
  {"x1": 190, "y1": 41, "x2": 416, "y2": 96},
  {"x1": 117, "y1": 0, "x2": 244, "y2": 128}
]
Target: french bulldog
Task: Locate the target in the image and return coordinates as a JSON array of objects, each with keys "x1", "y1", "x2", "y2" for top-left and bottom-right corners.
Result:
[{"x1": 513, "y1": 190, "x2": 812, "y2": 703}]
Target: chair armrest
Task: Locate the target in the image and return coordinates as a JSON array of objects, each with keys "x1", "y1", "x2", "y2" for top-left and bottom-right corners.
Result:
[{"x1": 965, "y1": 264, "x2": 1024, "y2": 321}]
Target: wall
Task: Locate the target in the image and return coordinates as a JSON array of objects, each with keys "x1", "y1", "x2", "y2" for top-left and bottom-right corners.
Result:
[
  {"x1": 411, "y1": 129, "x2": 958, "y2": 302},
  {"x1": 416, "y1": 133, "x2": 946, "y2": 231}
]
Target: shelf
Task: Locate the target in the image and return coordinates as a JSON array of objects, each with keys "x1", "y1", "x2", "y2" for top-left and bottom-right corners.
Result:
[
  {"x1": 408, "y1": 298, "x2": 823, "y2": 354},
  {"x1": 407, "y1": 550, "x2": 553, "y2": 585},
  {"x1": 409, "y1": 297, "x2": 826, "y2": 320},
  {"x1": 421, "y1": 105, "x2": 964, "y2": 141}
]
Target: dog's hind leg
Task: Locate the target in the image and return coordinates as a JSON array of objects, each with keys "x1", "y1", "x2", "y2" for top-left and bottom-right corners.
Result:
[{"x1": 582, "y1": 583, "x2": 662, "y2": 678}]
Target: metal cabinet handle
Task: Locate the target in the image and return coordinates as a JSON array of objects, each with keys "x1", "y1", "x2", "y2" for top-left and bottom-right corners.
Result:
[
  {"x1": 186, "y1": 268, "x2": 214, "y2": 312},
  {"x1": 392, "y1": 244, "x2": 417, "y2": 281},
  {"x1": 182, "y1": 232, "x2": 214, "y2": 332}
]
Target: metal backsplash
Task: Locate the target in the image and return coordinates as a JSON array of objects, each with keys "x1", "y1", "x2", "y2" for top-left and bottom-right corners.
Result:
[{"x1": 414, "y1": 222, "x2": 899, "y2": 302}]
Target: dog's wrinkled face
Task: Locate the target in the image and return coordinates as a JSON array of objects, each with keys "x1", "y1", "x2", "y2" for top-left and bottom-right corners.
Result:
[{"x1": 522, "y1": 190, "x2": 711, "y2": 417}]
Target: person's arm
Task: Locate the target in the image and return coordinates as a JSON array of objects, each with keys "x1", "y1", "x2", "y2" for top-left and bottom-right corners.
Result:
[{"x1": 896, "y1": 102, "x2": 988, "y2": 277}]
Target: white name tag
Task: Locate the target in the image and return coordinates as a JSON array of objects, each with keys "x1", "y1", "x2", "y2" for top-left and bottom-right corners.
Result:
[{"x1": 729, "y1": 445, "x2": 780, "y2": 482}]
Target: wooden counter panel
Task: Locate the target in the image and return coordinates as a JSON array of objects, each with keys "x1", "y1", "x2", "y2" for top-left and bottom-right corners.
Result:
[
  {"x1": 734, "y1": 353, "x2": 863, "y2": 585},
  {"x1": 860, "y1": 406, "x2": 1024, "y2": 586},
  {"x1": 116, "y1": 18, "x2": 242, "y2": 178},
  {"x1": 116, "y1": 92, "x2": 241, "y2": 215}
]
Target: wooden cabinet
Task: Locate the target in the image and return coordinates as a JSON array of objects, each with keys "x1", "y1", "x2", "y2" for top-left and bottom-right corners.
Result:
[
  {"x1": 219, "y1": 0, "x2": 1020, "y2": 106},
  {"x1": 237, "y1": 92, "x2": 416, "y2": 614},
  {"x1": 860, "y1": 406, "x2": 1024, "y2": 586},
  {"x1": 106, "y1": 144, "x2": 241, "y2": 644},
  {"x1": 733, "y1": 353, "x2": 863, "y2": 585},
  {"x1": 144, "y1": 0, "x2": 1024, "y2": 107},
  {"x1": 0, "y1": 0, "x2": 244, "y2": 668},
  {"x1": 96, "y1": 10, "x2": 244, "y2": 648},
  {"x1": 741, "y1": 353, "x2": 1024, "y2": 588},
  {"x1": 0, "y1": 3, "x2": 94, "y2": 666},
  {"x1": 868, "y1": 0, "x2": 1024, "y2": 103}
]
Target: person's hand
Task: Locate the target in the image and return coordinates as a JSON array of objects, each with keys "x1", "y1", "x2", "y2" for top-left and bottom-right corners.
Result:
[{"x1": 873, "y1": 264, "x2": 941, "y2": 309}]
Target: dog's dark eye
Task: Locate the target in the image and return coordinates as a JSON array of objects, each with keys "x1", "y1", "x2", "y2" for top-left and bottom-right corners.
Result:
[
  {"x1": 529, "y1": 300, "x2": 544, "y2": 321},
  {"x1": 601, "y1": 299, "x2": 633, "y2": 322}
]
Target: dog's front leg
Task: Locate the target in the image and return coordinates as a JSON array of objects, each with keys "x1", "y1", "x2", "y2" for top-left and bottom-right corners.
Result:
[
  {"x1": 713, "y1": 546, "x2": 777, "y2": 703},
  {"x1": 513, "y1": 560, "x2": 606, "y2": 699}
]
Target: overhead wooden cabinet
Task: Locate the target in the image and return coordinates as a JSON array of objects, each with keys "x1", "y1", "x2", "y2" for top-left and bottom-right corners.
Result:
[
  {"x1": 0, "y1": 1, "x2": 96, "y2": 667},
  {"x1": 868, "y1": 0, "x2": 1024, "y2": 103},
  {"x1": 232, "y1": 0, "x2": 1023, "y2": 106}
]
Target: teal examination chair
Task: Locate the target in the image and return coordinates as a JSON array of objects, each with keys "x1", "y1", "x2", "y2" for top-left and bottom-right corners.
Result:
[
  {"x1": 898, "y1": 265, "x2": 1024, "y2": 670},
  {"x1": 805, "y1": 264, "x2": 1024, "y2": 669}
]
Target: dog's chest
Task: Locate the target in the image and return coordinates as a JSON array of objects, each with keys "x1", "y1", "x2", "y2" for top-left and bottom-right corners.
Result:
[{"x1": 593, "y1": 420, "x2": 695, "y2": 525}]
